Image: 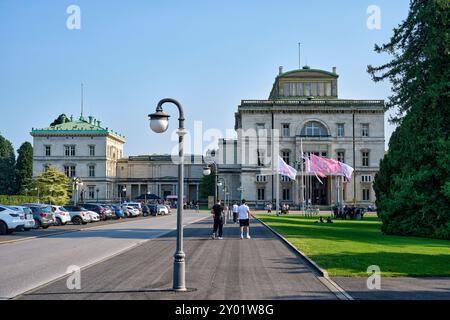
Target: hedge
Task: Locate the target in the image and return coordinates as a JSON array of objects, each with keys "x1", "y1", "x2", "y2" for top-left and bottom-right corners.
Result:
[{"x1": 0, "y1": 195, "x2": 41, "y2": 205}]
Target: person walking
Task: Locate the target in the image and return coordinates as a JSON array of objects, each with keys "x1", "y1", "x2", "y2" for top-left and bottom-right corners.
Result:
[
  {"x1": 211, "y1": 200, "x2": 224, "y2": 240},
  {"x1": 238, "y1": 199, "x2": 251, "y2": 239},
  {"x1": 232, "y1": 202, "x2": 239, "y2": 224}
]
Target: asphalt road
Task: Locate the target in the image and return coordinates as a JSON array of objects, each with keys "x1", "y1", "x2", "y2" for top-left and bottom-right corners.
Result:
[
  {"x1": 0, "y1": 211, "x2": 205, "y2": 299},
  {"x1": 18, "y1": 217, "x2": 339, "y2": 300}
]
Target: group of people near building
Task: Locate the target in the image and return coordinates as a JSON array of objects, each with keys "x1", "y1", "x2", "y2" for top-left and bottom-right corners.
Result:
[{"x1": 211, "y1": 200, "x2": 251, "y2": 240}]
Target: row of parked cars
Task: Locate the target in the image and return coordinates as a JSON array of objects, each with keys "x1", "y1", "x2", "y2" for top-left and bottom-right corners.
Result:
[{"x1": 0, "y1": 202, "x2": 171, "y2": 235}]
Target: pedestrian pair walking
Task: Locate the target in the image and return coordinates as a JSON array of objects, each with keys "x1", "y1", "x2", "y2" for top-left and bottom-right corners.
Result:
[{"x1": 211, "y1": 199, "x2": 251, "y2": 240}]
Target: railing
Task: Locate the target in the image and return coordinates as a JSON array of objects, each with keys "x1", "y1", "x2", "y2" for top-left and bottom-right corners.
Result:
[{"x1": 240, "y1": 99, "x2": 384, "y2": 107}]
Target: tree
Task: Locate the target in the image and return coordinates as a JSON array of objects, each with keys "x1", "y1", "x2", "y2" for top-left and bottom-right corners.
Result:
[
  {"x1": 0, "y1": 134, "x2": 16, "y2": 195},
  {"x1": 50, "y1": 114, "x2": 70, "y2": 127},
  {"x1": 199, "y1": 167, "x2": 215, "y2": 199},
  {"x1": 15, "y1": 142, "x2": 33, "y2": 195},
  {"x1": 35, "y1": 166, "x2": 71, "y2": 205},
  {"x1": 369, "y1": 0, "x2": 450, "y2": 239}
]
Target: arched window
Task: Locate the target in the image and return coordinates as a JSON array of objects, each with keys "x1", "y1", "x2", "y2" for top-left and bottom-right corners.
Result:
[{"x1": 300, "y1": 121, "x2": 329, "y2": 137}]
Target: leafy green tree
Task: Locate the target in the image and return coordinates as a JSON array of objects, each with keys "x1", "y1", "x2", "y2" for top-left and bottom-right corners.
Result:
[
  {"x1": 369, "y1": 0, "x2": 450, "y2": 239},
  {"x1": 0, "y1": 134, "x2": 16, "y2": 195},
  {"x1": 35, "y1": 166, "x2": 71, "y2": 205},
  {"x1": 199, "y1": 167, "x2": 215, "y2": 199},
  {"x1": 15, "y1": 142, "x2": 33, "y2": 195},
  {"x1": 50, "y1": 114, "x2": 70, "y2": 126}
]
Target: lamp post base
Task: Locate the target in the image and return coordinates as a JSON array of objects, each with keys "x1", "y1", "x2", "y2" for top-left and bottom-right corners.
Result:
[{"x1": 173, "y1": 251, "x2": 186, "y2": 292}]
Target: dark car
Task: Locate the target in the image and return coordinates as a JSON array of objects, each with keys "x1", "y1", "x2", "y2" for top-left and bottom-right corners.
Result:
[
  {"x1": 142, "y1": 205, "x2": 152, "y2": 217},
  {"x1": 22, "y1": 204, "x2": 55, "y2": 229},
  {"x1": 80, "y1": 203, "x2": 112, "y2": 220}
]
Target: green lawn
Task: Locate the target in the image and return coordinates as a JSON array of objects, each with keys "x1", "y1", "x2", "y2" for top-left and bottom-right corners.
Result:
[{"x1": 256, "y1": 214, "x2": 450, "y2": 277}]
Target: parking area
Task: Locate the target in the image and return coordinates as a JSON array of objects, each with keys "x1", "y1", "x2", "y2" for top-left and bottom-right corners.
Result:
[{"x1": 0, "y1": 213, "x2": 171, "y2": 244}]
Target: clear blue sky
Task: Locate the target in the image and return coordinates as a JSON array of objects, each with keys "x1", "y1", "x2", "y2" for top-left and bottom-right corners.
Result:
[{"x1": 0, "y1": 0, "x2": 410, "y2": 156}]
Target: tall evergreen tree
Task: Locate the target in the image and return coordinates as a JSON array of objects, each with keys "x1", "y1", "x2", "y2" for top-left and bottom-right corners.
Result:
[
  {"x1": 15, "y1": 142, "x2": 33, "y2": 195},
  {"x1": 199, "y1": 167, "x2": 216, "y2": 199},
  {"x1": 0, "y1": 134, "x2": 16, "y2": 195},
  {"x1": 369, "y1": 0, "x2": 450, "y2": 239}
]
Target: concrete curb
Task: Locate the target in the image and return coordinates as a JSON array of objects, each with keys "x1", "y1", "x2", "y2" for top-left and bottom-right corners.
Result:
[{"x1": 253, "y1": 215, "x2": 353, "y2": 301}]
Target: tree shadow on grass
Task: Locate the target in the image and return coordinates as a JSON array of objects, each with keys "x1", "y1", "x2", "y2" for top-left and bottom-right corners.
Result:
[{"x1": 308, "y1": 251, "x2": 450, "y2": 277}]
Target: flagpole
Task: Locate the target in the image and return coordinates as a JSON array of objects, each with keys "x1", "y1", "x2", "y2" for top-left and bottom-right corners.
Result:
[{"x1": 300, "y1": 139, "x2": 304, "y2": 214}]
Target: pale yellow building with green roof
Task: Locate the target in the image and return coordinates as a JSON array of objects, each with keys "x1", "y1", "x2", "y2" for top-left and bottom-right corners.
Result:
[{"x1": 31, "y1": 114, "x2": 126, "y2": 202}]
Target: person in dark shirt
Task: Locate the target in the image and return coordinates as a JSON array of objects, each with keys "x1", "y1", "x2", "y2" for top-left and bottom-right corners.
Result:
[{"x1": 211, "y1": 200, "x2": 224, "y2": 240}]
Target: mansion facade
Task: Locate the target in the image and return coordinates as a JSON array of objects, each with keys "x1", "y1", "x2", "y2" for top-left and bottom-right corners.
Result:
[
  {"x1": 214, "y1": 66, "x2": 385, "y2": 207},
  {"x1": 31, "y1": 115, "x2": 204, "y2": 203}
]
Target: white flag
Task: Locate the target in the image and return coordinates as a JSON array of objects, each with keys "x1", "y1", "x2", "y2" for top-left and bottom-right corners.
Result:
[
  {"x1": 278, "y1": 156, "x2": 297, "y2": 180},
  {"x1": 341, "y1": 162, "x2": 354, "y2": 181}
]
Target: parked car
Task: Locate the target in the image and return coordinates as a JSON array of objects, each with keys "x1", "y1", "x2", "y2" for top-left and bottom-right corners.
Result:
[
  {"x1": 63, "y1": 205, "x2": 92, "y2": 225},
  {"x1": 158, "y1": 205, "x2": 170, "y2": 215},
  {"x1": 100, "y1": 205, "x2": 115, "y2": 219},
  {"x1": 367, "y1": 204, "x2": 377, "y2": 212},
  {"x1": 142, "y1": 205, "x2": 151, "y2": 217},
  {"x1": 87, "y1": 211, "x2": 100, "y2": 222},
  {"x1": 123, "y1": 202, "x2": 143, "y2": 214},
  {"x1": 0, "y1": 205, "x2": 26, "y2": 235},
  {"x1": 80, "y1": 203, "x2": 113, "y2": 220},
  {"x1": 8, "y1": 206, "x2": 35, "y2": 231},
  {"x1": 51, "y1": 205, "x2": 72, "y2": 226},
  {"x1": 111, "y1": 205, "x2": 125, "y2": 219},
  {"x1": 22, "y1": 204, "x2": 55, "y2": 229},
  {"x1": 121, "y1": 205, "x2": 140, "y2": 217}
]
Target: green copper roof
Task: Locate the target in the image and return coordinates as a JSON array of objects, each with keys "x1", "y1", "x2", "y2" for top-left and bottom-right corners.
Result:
[
  {"x1": 278, "y1": 68, "x2": 339, "y2": 78},
  {"x1": 31, "y1": 115, "x2": 125, "y2": 140}
]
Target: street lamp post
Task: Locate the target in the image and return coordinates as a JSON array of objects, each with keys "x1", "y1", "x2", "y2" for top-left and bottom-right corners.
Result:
[
  {"x1": 149, "y1": 98, "x2": 186, "y2": 292},
  {"x1": 146, "y1": 191, "x2": 151, "y2": 204},
  {"x1": 96, "y1": 188, "x2": 100, "y2": 203},
  {"x1": 120, "y1": 186, "x2": 127, "y2": 204}
]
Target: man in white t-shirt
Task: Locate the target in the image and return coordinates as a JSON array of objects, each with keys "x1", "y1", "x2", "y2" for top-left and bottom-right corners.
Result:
[{"x1": 238, "y1": 199, "x2": 251, "y2": 239}]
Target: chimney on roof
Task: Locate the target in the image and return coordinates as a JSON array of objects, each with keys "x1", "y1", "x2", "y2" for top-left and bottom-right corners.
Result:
[
  {"x1": 88, "y1": 116, "x2": 93, "y2": 124},
  {"x1": 97, "y1": 120, "x2": 101, "y2": 127},
  {"x1": 332, "y1": 66, "x2": 337, "y2": 74},
  {"x1": 279, "y1": 66, "x2": 283, "y2": 75}
]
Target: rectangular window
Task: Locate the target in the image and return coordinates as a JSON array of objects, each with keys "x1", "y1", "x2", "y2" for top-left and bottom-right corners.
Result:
[
  {"x1": 282, "y1": 123, "x2": 290, "y2": 137},
  {"x1": 89, "y1": 145, "x2": 95, "y2": 156},
  {"x1": 65, "y1": 145, "x2": 76, "y2": 157},
  {"x1": 281, "y1": 176, "x2": 292, "y2": 182},
  {"x1": 257, "y1": 188, "x2": 265, "y2": 201},
  {"x1": 283, "y1": 83, "x2": 290, "y2": 97},
  {"x1": 290, "y1": 82, "x2": 296, "y2": 96},
  {"x1": 297, "y1": 82, "x2": 303, "y2": 96},
  {"x1": 311, "y1": 82, "x2": 318, "y2": 96},
  {"x1": 282, "y1": 188, "x2": 291, "y2": 201},
  {"x1": 89, "y1": 165, "x2": 95, "y2": 177},
  {"x1": 362, "y1": 151, "x2": 370, "y2": 167},
  {"x1": 256, "y1": 175, "x2": 267, "y2": 182},
  {"x1": 282, "y1": 151, "x2": 290, "y2": 165},
  {"x1": 304, "y1": 83, "x2": 311, "y2": 96},
  {"x1": 88, "y1": 186, "x2": 95, "y2": 200},
  {"x1": 337, "y1": 151, "x2": 345, "y2": 163},
  {"x1": 337, "y1": 123, "x2": 345, "y2": 137},
  {"x1": 362, "y1": 188, "x2": 370, "y2": 201},
  {"x1": 326, "y1": 82, "x2": 332, "y2": 96},
  {"x1": 361, "y1": 175, "x2": 372, "y2": 182},
  {"x1": 64, "y1": 165, "x2": 76, "y2": 178},
  {"x1": 45, "y1": 145, "x2": 51, "y2": 157},
  {"x1": 318, "y1": 82, "x2": 325, "y2": 96},
  {"x1": 362, "y1": 124, "x2": 370, "y2": 137}
]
